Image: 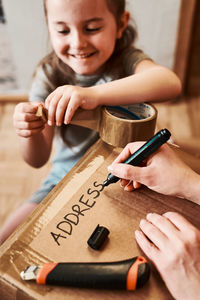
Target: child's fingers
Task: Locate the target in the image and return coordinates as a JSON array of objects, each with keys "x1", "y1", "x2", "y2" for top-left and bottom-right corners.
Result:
[
  {"x1": 47, "y1": 95, "x2": 61, "y2": 126},
  {"x1": 14, "y1": 120, "x2": 45, "y2": 130},
  {"x1": 14, "y1": 103, "x2": 45, "y2": 123},
  {"x1": 14, "y1": 116, "x2": 46, "y2": 137},
  {"x1": 15, "y1": 126, "x2": 45, "y2": 138},
  {"x1": 14, "y1": 112, "x2": 39, "y2": 123},
  {"x1": 64, "y1": 95, "x2": 81, "y2": 124},
  {"x1": 45, "y1": 93, "x2": 53, "y2": 109},
  {"x1": 15, "y1": 102, "x2": 40, "y2": 114},
  {"x1": 55, "y1": 95, "x2": 70, "y2": 126}
]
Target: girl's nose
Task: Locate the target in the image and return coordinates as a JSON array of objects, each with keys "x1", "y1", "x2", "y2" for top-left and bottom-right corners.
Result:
[{"x1": 70, "y1": 30, "x2": 88, "y2": 49}]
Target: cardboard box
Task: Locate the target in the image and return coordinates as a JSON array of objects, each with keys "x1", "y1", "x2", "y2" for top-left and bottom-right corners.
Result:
[{"x1": 1, "y1": 140, "x2": 200, "y2": 300}]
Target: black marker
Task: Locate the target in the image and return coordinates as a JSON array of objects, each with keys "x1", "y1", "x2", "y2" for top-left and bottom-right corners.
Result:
[{"x1": 103, "y1": 128, "x2": 171, "y2": 187}]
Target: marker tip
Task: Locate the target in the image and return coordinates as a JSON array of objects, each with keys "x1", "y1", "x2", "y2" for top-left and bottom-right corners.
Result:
[{"x1": 102, "y1": 180, "x2": 108, "y2": 187}]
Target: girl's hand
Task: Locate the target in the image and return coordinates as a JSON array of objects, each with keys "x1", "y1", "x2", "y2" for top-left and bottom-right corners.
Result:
[
  {"x1": 45, "y1": 85, "x2": 98, "y2": 126},
  {"x1": 108, "y1": 142, "x2": 197, "y2": 199},
  {"x1": 13, "y1": 102, "x2": 47, "y2": 138},
  {"x1": 135, "y1": 212, "x2": 200, "y2": 300}
]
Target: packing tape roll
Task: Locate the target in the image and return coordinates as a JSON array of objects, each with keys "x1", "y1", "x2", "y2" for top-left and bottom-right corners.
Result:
[{"x1": 71, "y1": 103, "x2": 157, "y2": 148}]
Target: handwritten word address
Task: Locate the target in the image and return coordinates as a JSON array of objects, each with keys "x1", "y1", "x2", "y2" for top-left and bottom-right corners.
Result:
[{"x1": 50, "y1": 181, "x2": 104, "y2": 246}]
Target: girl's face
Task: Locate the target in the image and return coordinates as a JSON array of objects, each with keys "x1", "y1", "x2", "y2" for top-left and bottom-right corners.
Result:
[{"x1": 46, "y1": 0, "x2": 128, "y2": 75}]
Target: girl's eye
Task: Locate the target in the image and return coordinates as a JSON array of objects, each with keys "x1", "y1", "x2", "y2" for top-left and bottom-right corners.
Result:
[
  {"x1": 57, "y1": 29, "x2": 70, "y2": 35},
  {"x1": 85, "y1": 27, "x2": 101, "y2": 33}
]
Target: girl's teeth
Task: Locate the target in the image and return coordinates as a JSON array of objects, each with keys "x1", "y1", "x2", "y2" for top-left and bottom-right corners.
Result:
[{"x1": 74, "y1": 54, "x2": 91, "y2": 58}]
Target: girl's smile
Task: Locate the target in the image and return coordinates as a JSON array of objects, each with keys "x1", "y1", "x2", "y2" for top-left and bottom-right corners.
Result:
[
  {"x1": 46, "y1": 0, "x2": 126, "y2": 75},
  {"x1": 68, "y1": 51, "x2": 98, "y2": 60}
]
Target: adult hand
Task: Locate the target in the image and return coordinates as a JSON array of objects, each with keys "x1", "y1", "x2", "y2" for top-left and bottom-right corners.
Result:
[
  {"x1": 108, "y1": 142, "x2": 199, "y2": 201},
  {"x1": 135, "y1": 212, "x2": 200, "y2": 300}
]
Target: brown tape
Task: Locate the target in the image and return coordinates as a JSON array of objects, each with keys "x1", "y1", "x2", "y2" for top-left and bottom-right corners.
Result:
[
  {"x1": 36, "y1": 104, "x2": 48, "y2": 122},
  {"x1": 71, "y1": 103, "x2": 157, "y2": 147}
]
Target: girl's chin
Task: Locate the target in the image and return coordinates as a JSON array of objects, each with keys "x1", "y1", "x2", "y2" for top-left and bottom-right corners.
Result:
[
  {"x1": 60, "y1": 58, "x2": 106, "y2": 75},
  {"x1": 72, "y1": 63, "x2": 106, "y2": 76},
  {"x1": 72, "y1": 67, "x2": 101, "y2": 76}
]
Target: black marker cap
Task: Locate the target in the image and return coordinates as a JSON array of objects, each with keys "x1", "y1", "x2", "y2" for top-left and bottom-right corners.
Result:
[{"x1": 87, "y1": 224, "x2": 110, "y2": 250}]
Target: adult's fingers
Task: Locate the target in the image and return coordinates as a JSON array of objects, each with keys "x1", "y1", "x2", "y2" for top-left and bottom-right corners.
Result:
[
  {"x1": 163, "y1": 212, "x2": 198, "y2": 234},
  {"x1": 120, "y1": 179, "x2": 141, "y2": 191},
  {"x1": 146, "y1": 213, "x2": 181, "y2": 240},
  {"x1": 139, "y1": 218, "x2": 169, "y2": 251},
  {"x1": 112, "y1": 142, "x2": 146, "y2": 164},
  {"x1": 135, "y1": 230, "x2": 160, "y2": 261},
  {"x1": 108, "y1": 163, "x2": 146, "y2": 183}
]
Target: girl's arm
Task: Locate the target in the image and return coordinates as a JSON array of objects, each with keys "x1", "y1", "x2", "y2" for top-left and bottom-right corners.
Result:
[
  {"x1": 45, "y1": 60, "x2": 181, "y2": 126},
  {"x1": 19, "y1": 124, "x2": 54, "y2": 168},
  {"x1": 91, "y1": 60, "x2": 182, "y2": 106}
]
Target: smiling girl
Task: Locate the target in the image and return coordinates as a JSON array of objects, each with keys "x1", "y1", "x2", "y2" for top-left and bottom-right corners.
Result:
[{"x1": 0, "y1": 0, "x2": 181, "y2": 244}]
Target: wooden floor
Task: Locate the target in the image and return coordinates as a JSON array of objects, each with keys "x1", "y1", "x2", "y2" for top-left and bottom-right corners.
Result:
[{"x1": 0, "y1": 97, "x2": 200, "y2": 229}]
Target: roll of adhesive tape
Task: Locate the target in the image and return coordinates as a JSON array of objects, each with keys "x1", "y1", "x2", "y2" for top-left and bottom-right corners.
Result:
[{"x1": 70, "y1": 103, "x2": 157, "y2": 148}]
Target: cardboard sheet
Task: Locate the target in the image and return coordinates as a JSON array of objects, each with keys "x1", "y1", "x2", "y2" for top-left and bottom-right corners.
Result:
[{"x1": 0, "y1": 140, "x2": 200, "y2": 300}]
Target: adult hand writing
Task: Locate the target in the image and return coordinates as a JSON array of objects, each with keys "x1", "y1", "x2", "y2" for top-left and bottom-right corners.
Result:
[{"x1": 108, "y1": 142, "x2": 200, "y2": 204}]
